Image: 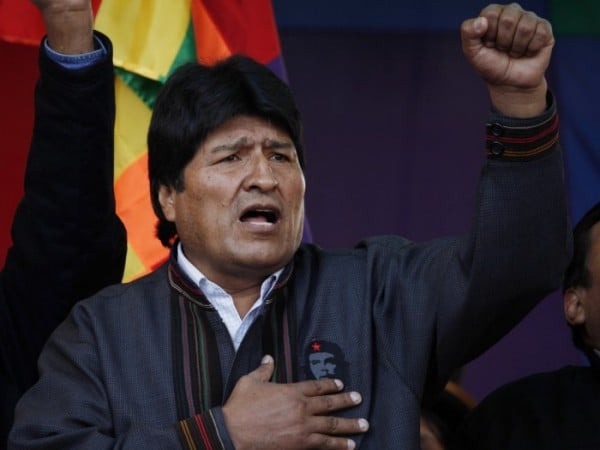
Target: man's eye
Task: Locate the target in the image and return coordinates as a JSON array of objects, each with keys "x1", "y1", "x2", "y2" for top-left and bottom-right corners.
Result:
[
  {"x1": 271, "y1": 153, "x2": 290, "y2": 162},
  {"x1": 222, "y1": 154, "x2": 240, "y2": 162}
]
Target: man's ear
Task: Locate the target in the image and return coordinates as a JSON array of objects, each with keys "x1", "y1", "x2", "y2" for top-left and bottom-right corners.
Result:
[
  {"x1": 564, "y1": 287, "x2": 586, "y2": 325},
  {"x1": 158, "y1": 185, "x2": 177, "y2": 222}
]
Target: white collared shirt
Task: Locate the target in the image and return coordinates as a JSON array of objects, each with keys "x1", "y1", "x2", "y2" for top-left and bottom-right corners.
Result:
[{"x1": 177, "y1": 243, "x2": 282, "y2": 351}]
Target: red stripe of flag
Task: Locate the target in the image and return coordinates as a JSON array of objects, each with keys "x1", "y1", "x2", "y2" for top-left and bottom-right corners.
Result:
[
  {"x1": 0, "y1": 0, "x2": 102, "y2": 45},
  {"x1": 199, "y1": 0, "x2": 281, "y2": 64}
]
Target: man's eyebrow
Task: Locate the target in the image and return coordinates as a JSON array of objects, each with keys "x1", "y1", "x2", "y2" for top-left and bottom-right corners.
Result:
[
  {"x1": 210, "y1": 137, "x2": 252, "y2": 153},
  {"x1": 264, "y1": 138, "x2": 293, "y2": 149},
  {"x1": 210, "y1": 137, "x2": 293, "y2": 153}
]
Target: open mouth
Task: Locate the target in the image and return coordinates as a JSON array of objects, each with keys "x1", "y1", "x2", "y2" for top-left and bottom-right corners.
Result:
[{"x1": 240, "y1": 209, "x2": 279, "y2": 224}]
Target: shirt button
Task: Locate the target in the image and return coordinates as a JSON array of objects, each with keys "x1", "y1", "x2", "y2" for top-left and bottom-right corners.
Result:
[
  {"x1": 490, "y1": 141, "x2": 505, "y2": 156},
  {"x1": 489, "y1": 123, "x2": 504, "y2": 137}
]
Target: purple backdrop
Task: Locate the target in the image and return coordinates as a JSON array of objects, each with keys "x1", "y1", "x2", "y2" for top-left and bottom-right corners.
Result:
[{"x1": 280, "y1": 30, "x2": 581, "y2": 401}]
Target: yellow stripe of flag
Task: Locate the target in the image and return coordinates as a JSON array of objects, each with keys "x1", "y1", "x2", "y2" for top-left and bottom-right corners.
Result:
[
  {"x1": 113, "y1": 79, "x2": 164, "y2": 281},
  {"x1": 95, "y1": 0, "x2": 195, "y2": 280},
  {"x1": 113, "y1": 76, "x2": 151, "y2": 179},
  {"x1": 95, "y1": 0, "x2": 191, "y2": 80}
]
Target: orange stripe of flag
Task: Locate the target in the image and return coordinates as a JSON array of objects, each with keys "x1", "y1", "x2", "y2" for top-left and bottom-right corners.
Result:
[
  {"x1": 190, "y1": 0, "x2": 232, "y2": 64},
  {"x1": 114, "y1": 152, "x2": 168, "y2": 272}
]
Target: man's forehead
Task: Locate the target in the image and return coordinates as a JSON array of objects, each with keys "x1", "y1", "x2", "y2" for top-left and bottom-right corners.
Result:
[
  {"x1": 210, "y1": 115, "x2": 290, "y2": 140},
  {"x1": 310, "y1": 351, "x2": 334, "y2": 359},
  {"x1": 589, "y1": 223, "x2": 600, "y2": 249},
  {"x1": 587, "y1": 222, "x2": 600, "y2": 274},
  {"x1": 202, "y1": 126, "x2": 289, "y2": 154},
  {"x1": 590, "y1": 222, "x2": 600, "y2": 238}
]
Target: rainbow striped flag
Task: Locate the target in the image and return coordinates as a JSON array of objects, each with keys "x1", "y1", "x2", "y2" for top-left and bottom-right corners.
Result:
[{"x1": 0, "y1": 0, "x2": 304, "y2": 281}]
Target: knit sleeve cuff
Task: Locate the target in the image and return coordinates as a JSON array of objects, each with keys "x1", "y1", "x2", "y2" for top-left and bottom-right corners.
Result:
[
  {"x1": 485, "y1": 90, "x2": 559, "y2": 161},
  {"x1": 43, "y1": 34, "x2": 107, "y2": 70},
  {"x1": 38, "y1": 31, "x2": 113, "y2": 90},
  {"x1": 176, "y1": 407, "x2": 234, "y2": 450}
]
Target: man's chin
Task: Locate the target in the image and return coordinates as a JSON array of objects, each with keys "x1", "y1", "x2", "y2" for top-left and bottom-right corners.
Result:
[{"x1": 235, "y1": 250, "x2": 293, "y2": 274}]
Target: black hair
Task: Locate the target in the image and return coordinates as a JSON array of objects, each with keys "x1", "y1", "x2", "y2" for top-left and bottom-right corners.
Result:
[
  {"x1": 148, "y1": 55, "x2": 304, "y2": 247},
  {"x1": 563, "y1": 201, "x2": 600, "y2": 351}
]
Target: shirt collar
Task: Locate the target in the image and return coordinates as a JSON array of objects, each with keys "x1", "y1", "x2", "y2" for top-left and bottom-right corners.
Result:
[{"x1": 176, "y1": 241, "x2": 283, "y2": 303}]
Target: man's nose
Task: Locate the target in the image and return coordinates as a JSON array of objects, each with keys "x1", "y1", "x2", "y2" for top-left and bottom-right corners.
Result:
[{"x1": 244, "y1": 153, "x2": 278, "y2": 191}]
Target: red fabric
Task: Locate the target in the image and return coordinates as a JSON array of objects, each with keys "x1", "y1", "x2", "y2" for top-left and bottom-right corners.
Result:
[
  {"x1": 0, "y1": 41, "x2": 38, "y2": 262},
  {"x1": 0, "y1": 0, "x2": 103, "y2": 45},
  {"x1": 0, "y1": 1, "x2": 44, "y2": 45},
  {"x1": 199, "y1": 0, "x2": 281, "y2": 64},
  {"x1": 0, "y1": 1, "x2": 103, "y2": 262}
]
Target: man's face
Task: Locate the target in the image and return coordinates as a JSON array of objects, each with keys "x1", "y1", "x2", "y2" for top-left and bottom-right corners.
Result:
[
  {"x1": 159, "y1": 115, "x2": 305, "y2": 288},
  {"x1": 309, "y1": 352, "x2": 337, "y2": 379},
  {"x1": 581, "y1": 222, "x2": 600, "y2": 347}
]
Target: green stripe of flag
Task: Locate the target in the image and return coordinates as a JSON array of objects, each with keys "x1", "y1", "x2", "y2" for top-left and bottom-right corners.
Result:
[{"x1": 115, "y1": 20, "x2": 197, "y2": 110}]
